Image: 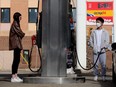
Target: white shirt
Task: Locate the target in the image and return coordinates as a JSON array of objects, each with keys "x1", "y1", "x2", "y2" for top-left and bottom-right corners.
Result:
[{"x1": 95, "y1": 29, "x2": 103, "y2": 52}]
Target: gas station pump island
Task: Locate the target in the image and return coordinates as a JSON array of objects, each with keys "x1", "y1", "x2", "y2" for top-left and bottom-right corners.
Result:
[
  {"x1": 23, "y1": 0, "x2": 116, "y2": 84},
  {"x1": 23, "y1": 0, "x2": 85, "y2": 84}
]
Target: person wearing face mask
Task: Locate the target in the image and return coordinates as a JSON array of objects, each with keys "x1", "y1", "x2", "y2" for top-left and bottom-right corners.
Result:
[{"x1": 89, "y1": 17, "x2": 110, "y2": 81}]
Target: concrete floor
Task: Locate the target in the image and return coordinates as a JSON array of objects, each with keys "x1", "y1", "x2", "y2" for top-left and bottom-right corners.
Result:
[
  {"x1": 0, "y1": 76, "x2": 115, "y2": 87},
  {"x1": 0, "y1": 69, "x2": 115, "y2": 87}
]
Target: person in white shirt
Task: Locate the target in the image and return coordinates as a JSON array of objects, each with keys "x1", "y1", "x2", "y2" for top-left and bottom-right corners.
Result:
[{"x1": 89, "y1": 17, "x2": 110, "y2": 81}]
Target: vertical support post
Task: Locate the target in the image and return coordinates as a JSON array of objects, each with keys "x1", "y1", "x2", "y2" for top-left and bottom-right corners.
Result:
[
  {"x1": 76, "y1": 0, "x2": 86, "y2": 69},
  {"x1": 113, "y1": 0, "x2": 116, "y2": 42},
  {"x1": 42, "y1": 0, "x2": 68, "y2": 77}
]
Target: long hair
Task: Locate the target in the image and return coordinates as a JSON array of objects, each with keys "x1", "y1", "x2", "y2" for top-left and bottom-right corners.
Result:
[{"x1": 13, "y1": 12, "x2": 21, "y2": 25}]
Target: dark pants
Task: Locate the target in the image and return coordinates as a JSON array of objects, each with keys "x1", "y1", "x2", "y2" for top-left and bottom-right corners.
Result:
[{"x1": 12, "y1": 48, "x2": 21, "y2": 74}]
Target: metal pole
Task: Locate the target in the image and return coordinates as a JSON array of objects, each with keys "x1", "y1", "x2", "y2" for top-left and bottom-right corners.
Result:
[
  {"x1": 113, "y1": 0, "x2": 116, "y2": 42},
  {"x1": 42, "y1": 0, "x2": 68, "y2": 77}
]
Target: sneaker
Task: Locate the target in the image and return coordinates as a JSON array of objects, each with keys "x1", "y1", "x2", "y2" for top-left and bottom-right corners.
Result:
[
  {"x1": 94, "y1": 76, "x2": 98, "y2": 81},
  {"x1": 67, "y1": 67, "x2": 75, "y2": 74},
  {"x1": 67, "y1": 68, "x2": 72, "y2": 74},
  {"x1": 102, "y1": 76, "x2": 106, "y2": 81},
  {"x1": 70, "y1": 67, "x2": 75, "y2": 74},
  {"x1": 16, "y1": 76, "x2": 23, "y2": 82},
  {"x1": 11, "y1": 77, "x2": 21, "y2": 82}
]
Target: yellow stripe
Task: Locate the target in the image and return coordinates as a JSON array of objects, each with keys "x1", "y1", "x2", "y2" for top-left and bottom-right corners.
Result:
[
  {"x1": 87, "y1": 10, "x2": 113, "y2": 16},
  {"x1": 20, "y1": 53, "x2": 29, "y2": 65}
]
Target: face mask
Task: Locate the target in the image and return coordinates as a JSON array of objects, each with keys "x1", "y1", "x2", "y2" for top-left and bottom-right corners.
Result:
[{"x1": 96, "y1": 23, "x2": 101, "y2": 28}]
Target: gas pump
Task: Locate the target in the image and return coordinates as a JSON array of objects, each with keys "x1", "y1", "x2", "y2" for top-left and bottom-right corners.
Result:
[
  {"x1": 23, "y1": 0, "x2": 116, "y2": 84},
  {"x1": 23, "y1": 0, "x2": 85, "y2": 84}
]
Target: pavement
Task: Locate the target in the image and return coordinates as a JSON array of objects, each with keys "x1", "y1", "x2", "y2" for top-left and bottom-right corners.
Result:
[{"x1": 0, "y1": 69, "x2": 115, "y2": 87}]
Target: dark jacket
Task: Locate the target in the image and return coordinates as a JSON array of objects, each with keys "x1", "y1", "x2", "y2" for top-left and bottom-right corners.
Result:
[{"x1": 9, "y1": 21, "x2": 25, "y2": 50}]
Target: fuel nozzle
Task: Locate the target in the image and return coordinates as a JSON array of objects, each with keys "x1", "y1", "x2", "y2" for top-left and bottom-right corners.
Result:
[{"x1": 31, "y1": 35, "x2": 36, "y2": 45}]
